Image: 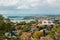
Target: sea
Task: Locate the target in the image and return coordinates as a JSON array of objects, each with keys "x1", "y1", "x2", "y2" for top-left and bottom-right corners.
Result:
[
  {"x1": 2, "y1": 13, "x2": 42, "y2": 20},
  {"x1": 3, "y1": 14, "x2": 37, "y2": 20},
  {"x1": 2, "y1": 14, "x2": 58, "y2": 21}
]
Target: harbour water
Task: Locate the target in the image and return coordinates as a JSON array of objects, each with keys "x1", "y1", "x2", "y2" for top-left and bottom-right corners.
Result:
[{"x1": 3, "y1": 15, "x2": 36, "y2": 23}]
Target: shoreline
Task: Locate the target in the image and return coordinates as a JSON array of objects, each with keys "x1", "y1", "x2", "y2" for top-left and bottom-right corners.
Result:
[{"x1": 10, "y1": 19, "x2": 36, "y2": 23}]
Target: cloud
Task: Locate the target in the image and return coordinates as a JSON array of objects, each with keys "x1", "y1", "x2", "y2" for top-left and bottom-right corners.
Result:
[
  {"x1": 16, "y1": 0, "x2": 41, "y2": 9},
  {"x1": 0, "y1": 0, "x2": 18, "y2": 6},
  {"x1": 15, "y1": 0, "x2": 60, "y2": 9},
  {"x1": 46, "y1": 0, "x2": 60, "y2": 7},
  {"x1": 0, "y1": 0, "x2": 60, "y2": 9}
]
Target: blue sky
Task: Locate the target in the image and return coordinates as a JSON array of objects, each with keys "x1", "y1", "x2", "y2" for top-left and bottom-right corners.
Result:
[{"x1": 0, "y1": 0, "x2": 60, "y2": 16}]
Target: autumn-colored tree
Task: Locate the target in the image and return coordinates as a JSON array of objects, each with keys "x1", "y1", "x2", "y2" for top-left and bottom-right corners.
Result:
[
  {"x1": 17, "y1": 30, "x2": 23, "y2": 36},
  {"x1": 33, "y1": 31, "x2": 44, "y2": 39}
]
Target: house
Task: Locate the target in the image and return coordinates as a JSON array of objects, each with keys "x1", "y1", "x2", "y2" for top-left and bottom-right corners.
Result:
[
  {"x1": 41, "y1": 20, "x2": 55, "y2": 26},
  {"x1": 32, "y1": 20, "x2": 55, "y2": 27},
  {"x1": 12, "y1": 30, "x2": 18, "y2": 38},
  {"x1": 5, "y1": 32, "x2": 11, "y2": 38},
  {"x1": 53, "y1": 19, "x2": 60, "y2": 23},
  {"x1": 30, "y1": 26, "x2": 38, "y2": 33}
]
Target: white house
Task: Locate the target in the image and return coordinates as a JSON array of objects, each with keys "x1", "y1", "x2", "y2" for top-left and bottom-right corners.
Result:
[
  {"x1": 41, "y1": 20, "x2": 55, "y2": 26},
  {"x1": 37, "y1": 20, "x2": 55, "y2": 26}
]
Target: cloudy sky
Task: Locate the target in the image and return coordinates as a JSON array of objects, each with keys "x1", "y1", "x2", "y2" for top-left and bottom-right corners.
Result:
[{"x1": 0, "y1": 0, "x2": 60, "y2": 16}]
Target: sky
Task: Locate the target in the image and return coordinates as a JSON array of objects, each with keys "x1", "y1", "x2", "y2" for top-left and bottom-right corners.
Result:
[{"x1": 0, "y1": 0, "x2": 60, "y2": 16}]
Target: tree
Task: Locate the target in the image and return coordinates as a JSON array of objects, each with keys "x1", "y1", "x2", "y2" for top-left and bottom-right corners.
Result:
[
  {"x1": 33, "y1": 31, "x2": 43, "y2": 39},
  {"x1": 17, "y1": 21, "x2": 26, "y2": 25},
  {"x1": 0, "y1": 15, "x2": 4, "y2": 20},
  {"x1": 22, "y1": 25, "x2": 31, "y2": 32}
]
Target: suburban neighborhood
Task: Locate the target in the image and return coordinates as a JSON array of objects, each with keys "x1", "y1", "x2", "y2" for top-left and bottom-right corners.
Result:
[{"x1": 0, "y1": 15, "x2": 60, "y2": 40}]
